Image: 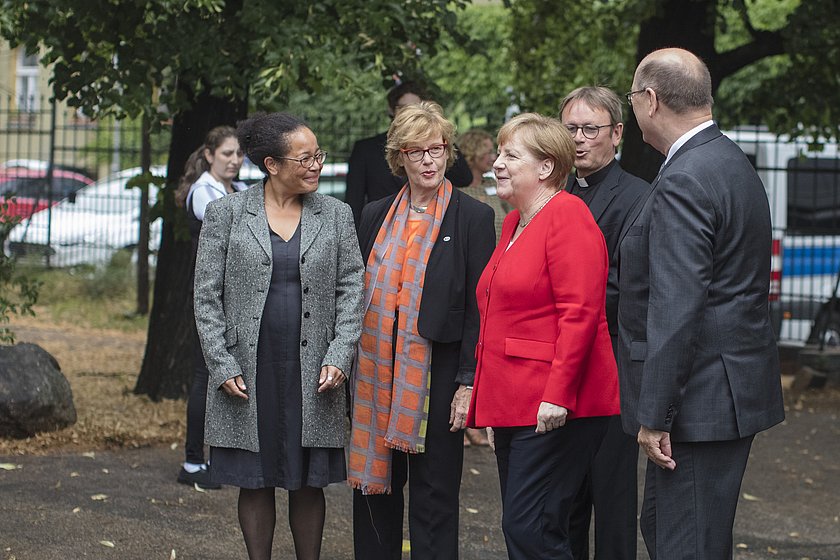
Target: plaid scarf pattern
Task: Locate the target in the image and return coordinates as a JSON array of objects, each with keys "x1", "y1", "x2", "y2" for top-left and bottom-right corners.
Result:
[{"x1": 348, "y1": 180, "x2": 452, "y2": 495}]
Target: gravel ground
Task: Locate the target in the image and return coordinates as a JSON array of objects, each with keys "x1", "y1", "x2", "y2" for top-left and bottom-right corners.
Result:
[{"x1": 1, "y1": 320, "x2": 839, "y2": 559}]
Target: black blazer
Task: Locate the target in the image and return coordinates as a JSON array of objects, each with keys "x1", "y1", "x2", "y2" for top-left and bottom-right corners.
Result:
[
  {"x1": 616, "y1": 124, "x2": 785, "y2": 441},
  {"x1": 357, "y1": 187, "x2": 495, "y2": 385},
  {"x1": 346, "y1": 131, "x2": 473, "y2": 224},
  {"x1": 572, "y1": 160, "x2": 650, "y2": 337}
]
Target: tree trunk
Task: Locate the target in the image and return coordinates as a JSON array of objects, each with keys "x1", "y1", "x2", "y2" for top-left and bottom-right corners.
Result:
[
  {"x1": 620, "y1": 0, "x2": 717, "y2": 182},
  {"x1": 133, "y1": 87, "x2": 247, "y2": 401}
]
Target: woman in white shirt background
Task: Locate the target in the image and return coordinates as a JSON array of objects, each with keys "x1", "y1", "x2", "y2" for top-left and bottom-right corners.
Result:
[{"x1": 174, "y1": 125, "x2": 247, "y2": 488}]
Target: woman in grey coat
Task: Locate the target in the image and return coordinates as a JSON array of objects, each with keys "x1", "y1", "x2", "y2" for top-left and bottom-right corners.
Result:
[{"x1": 194, "y1": 112, "x2": 364, "y2": 560}]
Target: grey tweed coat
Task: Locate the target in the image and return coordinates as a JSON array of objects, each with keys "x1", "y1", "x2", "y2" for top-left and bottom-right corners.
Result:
[{"x1": 194, "y1": 185, "x2": 364, "y2": 452}]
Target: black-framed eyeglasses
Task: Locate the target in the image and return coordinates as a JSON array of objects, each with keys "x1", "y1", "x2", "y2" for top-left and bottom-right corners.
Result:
[
  {"x1": 625, "y1": 89, "x2": 646, "y2": 105},
  {"x1": 565, "y1": 124, "x2": 614, "y2": 140},
  {"x1": 274, "y1": 151, "x2": 327, "y2": 169},
  {"x1": 400, "y1": 143, "x2": 447, "y2": 162}
]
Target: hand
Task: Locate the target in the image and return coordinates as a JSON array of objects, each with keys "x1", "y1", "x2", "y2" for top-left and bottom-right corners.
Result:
[
  {"x1": 449, "y1": 385, "x2": 472, "y2": 432},
  {"x1": 486, "y1": 427, "x2": 495, "y2": 451},
  {"x1": 535, "y1": 401, "x2": 567, "y2": 434},
  {"x1": 221, "y1": 375, "x2": 248, "y2": 400},
  {"x1": 317, "y1": 365, "x2": 345, "y2": 393},
  {"x1": 638, "y1": 425, "x2": 677, "y2": 470}
]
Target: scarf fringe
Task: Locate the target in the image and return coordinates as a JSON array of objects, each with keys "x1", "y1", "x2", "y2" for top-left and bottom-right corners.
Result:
[{"x1": 348, "y1": 478, "x2": 392, "y2": 496}]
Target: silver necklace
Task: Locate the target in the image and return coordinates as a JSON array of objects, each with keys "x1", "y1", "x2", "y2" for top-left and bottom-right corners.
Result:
[
  {"x1": 518, "y1": 191, "x2": 559, "y2": 228},
  {"x1": 410, "y1": 202, "x2": 429, "y2": 213}
]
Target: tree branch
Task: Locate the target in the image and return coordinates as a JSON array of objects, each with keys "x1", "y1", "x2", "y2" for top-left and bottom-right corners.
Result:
[{"x1": 714, "y1": 29, "x2": 784, "y2": 85}]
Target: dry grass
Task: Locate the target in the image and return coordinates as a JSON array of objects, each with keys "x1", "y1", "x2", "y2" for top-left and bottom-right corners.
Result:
[{"x1": 0, "y1": 313, "x2": 185, "y2": 456}]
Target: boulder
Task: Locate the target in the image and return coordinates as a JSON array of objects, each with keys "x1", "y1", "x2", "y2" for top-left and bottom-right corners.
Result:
[{"x1": 0, "y1": 343, "x2": 76, "y2": 438}]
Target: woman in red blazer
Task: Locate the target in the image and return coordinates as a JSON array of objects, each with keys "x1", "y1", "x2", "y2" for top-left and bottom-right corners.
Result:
[{"x1": 467, "y1": 113, "x2": 620, "y2": 559}]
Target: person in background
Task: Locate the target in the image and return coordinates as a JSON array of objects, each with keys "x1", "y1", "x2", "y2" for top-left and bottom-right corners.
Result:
[
  {"x1": 194, "y1": 112, "x2": 365, "y2": 560},
  {"x1": 457, "y1": 127, "x2": 512, "y2": 244},
  {"x1": 619, "y1": 47, "x2": 784, "y2": 560},
  {"x1": 467, "y1": 113, "x2": 619, "y2": 559},
  {"x1": 559, "y1": 86, "x2": 650, "y2": 560},
  {"x1": 174, "y1": 125, "x2": 247, "y2": 489},
  {"x1": 456, "y1": 127, "x2": 510, "y2": 447},
  {"x1": 349, "y1": 101, "x2": 495, "y2": 560},
  {"x1": 345, "y1": 80, "x2": 473, "y2": 224}
]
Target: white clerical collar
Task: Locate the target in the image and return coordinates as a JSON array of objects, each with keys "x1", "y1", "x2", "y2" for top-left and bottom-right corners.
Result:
[
  {"x1": 663, "y1": 120, "x2": 714, "y2": 167},
  {"x1": 576, "y1": 176, "x2": 588, "y2": 188}
]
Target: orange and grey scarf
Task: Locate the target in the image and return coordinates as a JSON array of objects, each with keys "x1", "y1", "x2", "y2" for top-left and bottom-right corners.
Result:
[{"x1": 348, "y1": 180, "x2": 452, "y2": 495}]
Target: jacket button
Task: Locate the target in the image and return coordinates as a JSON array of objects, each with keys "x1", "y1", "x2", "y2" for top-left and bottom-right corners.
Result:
[
  {"x1": 303, "y1": 287, "x2": 309, "y2": 294},
  {"x1": 304, "y1": 311, "x2": 310, "y2": 318},
  {"x1": 301, "y1": 340, "x2": 308, "y2": 347}
]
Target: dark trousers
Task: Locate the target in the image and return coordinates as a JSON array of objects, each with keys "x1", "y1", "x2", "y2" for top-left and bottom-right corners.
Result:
[
  {"x1": 640, "y1": 436, "x2": 754, "y2": 560},
  {"x1": 352, "y1": 377, "x2": 464, "y2": 560},
  {"x1": 494, "y1": 417, "x2": 609, "y2": 560},
  {"x1": 184, "y1": 330, "x2": 209, "y2": 465},
  {"x1": 568, "y1": 414, "x2": 639, "y2": 560}
]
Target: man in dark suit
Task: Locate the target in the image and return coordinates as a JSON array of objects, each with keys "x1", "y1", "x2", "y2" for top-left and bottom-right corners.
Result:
[
  {"x1": 617, "y1": 48, "x2": 785, "y2": 559},
  {"x1": 345, "y1": 81, "x2": 472, "y2": 223},
  {"x1": 560, "y1": 86, "x2": 650, "y2": 560}
]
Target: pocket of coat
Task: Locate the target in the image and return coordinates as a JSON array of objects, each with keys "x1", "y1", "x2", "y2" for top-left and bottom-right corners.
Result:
[
  {"x1": 224, "y1": 325, "x2": 238, "y2": 348},
  {"x1": 504, "y1": 337, "x2": 555, "y2": 362},
  {"x1": 630, "y1": 340, "x2": 647, "y2": 361}
]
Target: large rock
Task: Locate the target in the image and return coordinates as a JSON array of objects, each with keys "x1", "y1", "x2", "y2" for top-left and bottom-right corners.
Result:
[{"x1": 0, "y1": 343, "x2": 76, "y2": 438}]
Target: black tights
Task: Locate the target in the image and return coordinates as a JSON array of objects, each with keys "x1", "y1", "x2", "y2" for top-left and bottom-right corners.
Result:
[{"x1": 238, "y1": 486, "x2": 326, "y2": 560}]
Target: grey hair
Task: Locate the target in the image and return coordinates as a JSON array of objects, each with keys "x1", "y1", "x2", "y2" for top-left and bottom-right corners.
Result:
[{"x1": 635, "y1": 50, "x2": 713, "y2": 113}]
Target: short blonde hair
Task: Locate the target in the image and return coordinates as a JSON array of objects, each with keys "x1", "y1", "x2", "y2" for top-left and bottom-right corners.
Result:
[
  {"x1": 385, "y1": 101, "x2": 456, "y2": 177},
  {"x1": 458, "y1": 128, "x2": 494, "y2": 169},
  {"x1": 497, "y1": 113, "x2": 574, "y2": 190}
]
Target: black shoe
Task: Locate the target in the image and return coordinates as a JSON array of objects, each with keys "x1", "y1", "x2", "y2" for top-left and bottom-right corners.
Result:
[{"x1": 177, "y1": 465, "x2": 222, "y2": 489}]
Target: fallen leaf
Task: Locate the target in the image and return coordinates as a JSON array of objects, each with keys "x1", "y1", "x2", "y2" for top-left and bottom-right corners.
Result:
[
  {"x1": 91, "y1": 494, "x2": 108, "y2": 501},
  {"x1": 54, "y1": 481, "x2": 61, "y2": 489},
  {"x1": 72, "y1": 507, "x2": 80, "y2": 513},
  {"x1": 193, "y1": 483, "x2": 207, "y2": 493},
  {"x1": 0, "y1": 463, "x2": 20, "y2": 471},
  {"x1": 466, "y1": 507, "x2": 479, "y2": 514},
  {"x1": 736, "y1": 543, "x2": 748, "y2": 549},
  {"x1": 767, "y1": 545, "x2": 778, "y2": 554},
  {"x1": 170, "y1": 442, "x2": 178, "y2": 451},
  {"x1": 102, "y1": 469, "x2": 109, "y2": 474},
  {"x1": 804, "y1": 478, "x2": 814, "y2": 485},
  {"x1": 170, "y1": 549, "x2": 177, "y2": 559},
  {"x1": 99, "y1": 541, "x2": 115, "y2": 548},
  {"x1": 70, "y1": 472, "x2": 79, "y2": 477},
  {"x1": 82, "y1": 452, "x2": 96, "y2": 459},
  {"x1": 469, "y1": 468, "x2": 480, "y2": 475},
  {"x1": 789, "y1": 531, "x2": 800, "y2": 538},
  {"x1": 742, "y1": 493, "x2": 761, "y2": 501}
]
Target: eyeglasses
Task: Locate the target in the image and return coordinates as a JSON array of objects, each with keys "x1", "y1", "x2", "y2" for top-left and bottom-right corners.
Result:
[
  {"x1": 564, "y1": 124, "x2": 614, "y2": 140},
  {"x1": 274, "y1": 151, "x2": 327, "y2": 169},
  {"x1": 625, "y1": 89, "x2": 647, "y2": 105},
  {"x1": 400, "y1": 143, "x2": 447, "y2": 162}
]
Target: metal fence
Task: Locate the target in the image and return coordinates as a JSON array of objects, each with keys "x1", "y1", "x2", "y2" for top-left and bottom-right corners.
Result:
[{"x1": 4, "y1": 100, "x2": 837, "y2": 345}]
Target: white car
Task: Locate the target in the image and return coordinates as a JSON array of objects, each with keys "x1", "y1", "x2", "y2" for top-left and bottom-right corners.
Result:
[
  {"x1": 5, "y1": 166, "x2": 166, "y2": 267},
  {"x1": 239, "y1": 158, "x2": 348, "y2": 200}
]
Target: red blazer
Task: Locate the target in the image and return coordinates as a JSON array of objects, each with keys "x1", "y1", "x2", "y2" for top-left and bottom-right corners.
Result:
[{"x1": 467, "y1": 191, "x2": 620, "y2": 428}]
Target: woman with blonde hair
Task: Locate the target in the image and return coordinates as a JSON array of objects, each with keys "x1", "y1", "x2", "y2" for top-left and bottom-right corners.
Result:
[
  {"x1": 467, "y1": 113, "x2": 619, "y2": 559},
  {"x1": 349, "y1": 101, "x2": 495, "y2": 559}
]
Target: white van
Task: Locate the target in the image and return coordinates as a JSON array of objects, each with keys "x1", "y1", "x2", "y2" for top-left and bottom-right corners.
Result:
[{"x1": 724, "y1": 127, "x2": 840, "y2": 345}]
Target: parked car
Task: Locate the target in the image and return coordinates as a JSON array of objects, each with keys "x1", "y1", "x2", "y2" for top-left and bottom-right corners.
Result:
[
  {"x1": 5, "y1": 166, "x2": 165, "y2": 267},
  {"x1": 0, "y1": 167, "x2": 94, "y2": 218}
]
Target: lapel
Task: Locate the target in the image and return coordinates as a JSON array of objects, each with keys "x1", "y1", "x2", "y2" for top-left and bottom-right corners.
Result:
[
  {"x1": 299, "y1": 193, "x2": 324, "y2": 257},
  {"x1": 586, "y1": 161, "x2": 622, "y2": 223},
  {"x1": 244, "y1": 184, "x2": 271, "y2": 259}
]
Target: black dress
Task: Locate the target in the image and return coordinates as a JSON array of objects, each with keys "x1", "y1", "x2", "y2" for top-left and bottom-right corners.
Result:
[{"x1": 210, "y1": 224, "x2": 346, "y2": 490}]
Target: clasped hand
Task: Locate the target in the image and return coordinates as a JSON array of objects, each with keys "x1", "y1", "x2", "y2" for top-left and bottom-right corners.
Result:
[
  {"x1": 535, "y1": 401, "x2": 567, "y2": 434},
  {"x1": 221, "y1": 365, "x2": 345, "y2": 400}
]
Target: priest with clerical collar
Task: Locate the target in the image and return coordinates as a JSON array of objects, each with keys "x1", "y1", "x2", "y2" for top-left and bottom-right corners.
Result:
[{"x1": 558, "y1": 86, "x2": 652, "y2": 560}]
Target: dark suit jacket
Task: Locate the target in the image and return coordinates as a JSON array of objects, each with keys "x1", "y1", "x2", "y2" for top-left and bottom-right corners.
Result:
[
  {"x1": 356, "y1": 187, "x2": 495, "y2": 386},
  {"x1": 616, "y1": 124, "x2": 785, "y2": 442},
  {"x1": 346, "y1": 131, "x2": 473, "y2": 223},
  {"x1": 572, "y1": 160, "x2": 650, "y2": 337}
]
